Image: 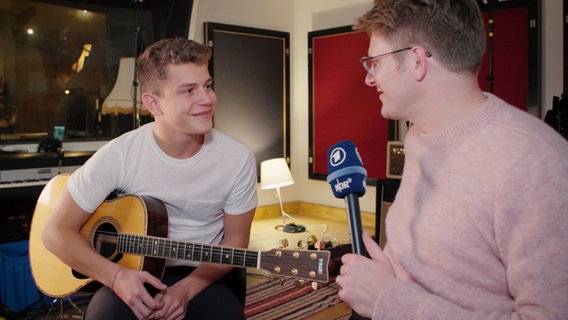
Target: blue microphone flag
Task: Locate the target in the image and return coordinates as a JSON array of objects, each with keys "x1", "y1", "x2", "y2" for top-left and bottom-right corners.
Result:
[{"x1": 326, "y1": 140, "x2": 367, "y2": 198}]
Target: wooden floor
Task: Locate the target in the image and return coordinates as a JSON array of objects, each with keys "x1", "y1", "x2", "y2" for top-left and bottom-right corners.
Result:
[
  {"x1": 28, "y1": 207, "x2": 374, "y2": 320},
  {"x1": 245, "y1": 210, "x2": 374, "y2": 320}
]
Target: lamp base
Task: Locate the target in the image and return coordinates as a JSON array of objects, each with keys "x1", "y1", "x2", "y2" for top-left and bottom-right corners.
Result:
[{"x1": 275, "y1": 223, "x2": 306, "y2": 233}]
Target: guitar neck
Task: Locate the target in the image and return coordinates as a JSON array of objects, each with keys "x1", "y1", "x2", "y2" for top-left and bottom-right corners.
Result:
[{"x1": 117, "y1": 233, "x2": 260, "y2": 268}]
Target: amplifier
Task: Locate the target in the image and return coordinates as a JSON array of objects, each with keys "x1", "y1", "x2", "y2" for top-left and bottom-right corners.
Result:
[{"x1": 386, "y1": 141, "x2": 404, "y2": 179}]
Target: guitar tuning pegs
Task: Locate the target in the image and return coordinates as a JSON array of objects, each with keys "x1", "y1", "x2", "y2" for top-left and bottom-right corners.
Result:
[
  {"x1": 314, "y1": 240, "x2": 326, "y2": 250},
  {"x1": 295, "y1": 279, "x2": 305, "y2": 287},
  {"x1": 280, "y1": 238, "x2": 289, "y2": 249},
  {"x1": 307, "y1": 235, "x2": 318, "y2": 247},
  {"x1": 297, "y1": 239, "x2": 308, "y2": 250},
  {"x1": 311, "y1": 281, "x2": 321, "y2": 290},
  {"x1": 280, "y1": 276, "x2": 285, "y2": 286}
]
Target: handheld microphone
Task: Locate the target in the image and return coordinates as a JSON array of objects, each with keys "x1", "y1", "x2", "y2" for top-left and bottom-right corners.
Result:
[{"x1": 327, "y1": 140, "x2": 367, "y2": 256}]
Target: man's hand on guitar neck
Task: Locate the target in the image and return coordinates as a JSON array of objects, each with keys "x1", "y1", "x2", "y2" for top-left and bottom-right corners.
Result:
[{"x1": 112, "y1": 266, "x2": 167, "y2": 320}]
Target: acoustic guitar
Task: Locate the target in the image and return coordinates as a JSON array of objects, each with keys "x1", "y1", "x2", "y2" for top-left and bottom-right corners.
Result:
[{"x1": 29, "y1": 174, "x2": 330, "y2": 298}]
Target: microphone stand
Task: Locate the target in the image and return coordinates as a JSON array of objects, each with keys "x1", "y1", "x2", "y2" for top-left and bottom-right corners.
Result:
[
  {"x1": 132, "y1": 0, "x2": 142, "y2": 129},
  {"x1": 486, "y1": 0, "x2": 495, "y2": 93}
]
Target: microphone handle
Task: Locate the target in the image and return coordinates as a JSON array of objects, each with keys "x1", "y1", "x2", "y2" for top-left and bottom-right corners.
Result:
[
  {"x1": 345, "y1": 193, "x2": 369, "y2": 319},
  {"x1": 345, "y1": 193, "x2": 366, "y2": 257},
  {"x1": 350, "y1": 313, "x2": 369, "y2": 320}
]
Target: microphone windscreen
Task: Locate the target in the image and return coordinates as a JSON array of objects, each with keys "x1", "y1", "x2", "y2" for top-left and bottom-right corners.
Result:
[{"x1": 326, "y1": 140, "x2": 367, "y2": 198}]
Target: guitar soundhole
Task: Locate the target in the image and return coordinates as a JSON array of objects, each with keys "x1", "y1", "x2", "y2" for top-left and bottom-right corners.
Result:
[
  {"x1": 94, "y1": 222, "x2": 123, "y2": 262},
  {"x1": 72, "y1": 222, "x2": 123, "y2": 280}
]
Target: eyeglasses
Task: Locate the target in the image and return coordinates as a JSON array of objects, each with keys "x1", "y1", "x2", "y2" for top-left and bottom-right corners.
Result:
[{"x1": 360, "y1": 47, "x2": 412, "y2": 76}]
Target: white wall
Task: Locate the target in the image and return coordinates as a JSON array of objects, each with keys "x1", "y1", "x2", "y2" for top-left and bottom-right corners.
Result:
[
  {"x1": 189, "y1": 0, "x2": 295, "y2": 43},
  {"x1": 542, "y1": 0, "x2": 564, "y2": 115},
  {"x1": 190, "y1": 0, "x2": 564, "y2": 213}
]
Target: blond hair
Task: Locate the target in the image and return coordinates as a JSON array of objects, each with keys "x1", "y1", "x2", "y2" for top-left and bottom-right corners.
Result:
[{"x1": 355, "y1": 0, "x2": 486, "y2": 74}]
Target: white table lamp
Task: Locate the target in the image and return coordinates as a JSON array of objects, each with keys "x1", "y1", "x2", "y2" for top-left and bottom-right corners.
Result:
[{"x1": 260, "y1": 158, "x2": 304, "y2": 233}]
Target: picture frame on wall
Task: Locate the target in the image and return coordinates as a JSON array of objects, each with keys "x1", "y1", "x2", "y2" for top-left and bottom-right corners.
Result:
[
  {"x1": 308, "y1": 26, "x2": 396, "y2": 183},
  {"x1": 386, "y1": 141, "x2": 405, "y2": 179},
  {"x1": 204, "y1": 22, "x2": 291, "y2": 173}
]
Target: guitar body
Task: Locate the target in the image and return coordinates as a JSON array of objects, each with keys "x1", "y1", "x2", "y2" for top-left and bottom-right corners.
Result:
[{"x1": 29, "y1": 174, "x2": 168, "y2": 297}]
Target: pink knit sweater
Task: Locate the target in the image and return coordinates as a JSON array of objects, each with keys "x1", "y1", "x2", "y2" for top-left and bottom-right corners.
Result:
[{"x1": 376, "y1": 93, "x2": 568, "y2": 319}]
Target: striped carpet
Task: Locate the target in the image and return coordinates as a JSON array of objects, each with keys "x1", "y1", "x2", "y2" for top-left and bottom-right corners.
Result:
[{"x1": 244, "y1": 277, "x2": 341, "y2": 320}]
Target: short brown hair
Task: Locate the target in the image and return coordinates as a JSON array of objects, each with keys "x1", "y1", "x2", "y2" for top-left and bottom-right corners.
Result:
[
  {"x1": 354, "y1": 0, "x2": 486, "y2": 74},
  {"x1": 137, "y1": 38, "x2": 211, "y2": 96}
]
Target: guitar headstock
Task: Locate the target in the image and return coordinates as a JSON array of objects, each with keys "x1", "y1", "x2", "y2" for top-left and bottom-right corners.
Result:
[{"x1": 259, "y1": 248, "x2": 330, "y2": 283}]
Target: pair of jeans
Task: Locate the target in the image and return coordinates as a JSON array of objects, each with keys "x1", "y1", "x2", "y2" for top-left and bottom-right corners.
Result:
[{"x1": 84, "y1": 266, "x2": 245, "y2": 320}]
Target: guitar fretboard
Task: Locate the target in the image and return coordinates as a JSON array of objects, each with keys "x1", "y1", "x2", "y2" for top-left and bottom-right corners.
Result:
[{"x1": 117, "y1": 233, "x2": 259, "y2": 268}]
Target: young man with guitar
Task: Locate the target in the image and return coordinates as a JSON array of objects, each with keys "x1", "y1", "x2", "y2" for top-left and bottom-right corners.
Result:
[{"x1": 41, "y1": 38, "x2": 258, "y2": 320}]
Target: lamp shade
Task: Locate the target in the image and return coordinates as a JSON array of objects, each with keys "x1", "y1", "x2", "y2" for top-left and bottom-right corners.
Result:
[
  {"x1": 260, "y1": 158, "x2": 294, "y2": 190},
  {"x1": 101, "y1": 57, "x2": 145, "y2": 116}
]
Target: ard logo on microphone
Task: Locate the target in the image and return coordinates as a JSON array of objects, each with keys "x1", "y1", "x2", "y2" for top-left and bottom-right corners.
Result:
[
  {"x1": 329, "y1": 146, "x2": 353, "y2": 193},
  {"x1": 329, "y1": 146, "x2": 347, "y2": 167},
  {"x1": 327, "y1": 142, "x2": 367, "y2": 196}
]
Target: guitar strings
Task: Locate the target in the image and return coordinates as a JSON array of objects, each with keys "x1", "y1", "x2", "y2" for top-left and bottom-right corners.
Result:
[
  {"x1": 73, "y1": 230, "x2": 328, "y2": 281},
  {"x1": 75, "y1": 228, "x2": 259, "y2": 268}
]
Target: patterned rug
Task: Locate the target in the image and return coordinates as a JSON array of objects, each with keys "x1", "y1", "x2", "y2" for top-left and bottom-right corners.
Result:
[
  {"x1": 245, "y1": 277, "x2": 341, "y2": 320},
  {"x1": 244, "y1": 244, "x2": 355, "y2": 319}
]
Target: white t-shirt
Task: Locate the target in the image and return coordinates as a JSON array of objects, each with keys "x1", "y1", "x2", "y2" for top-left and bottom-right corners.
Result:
[{"x1": 68, "y1": 123, "x2": 258, "y2": 266}]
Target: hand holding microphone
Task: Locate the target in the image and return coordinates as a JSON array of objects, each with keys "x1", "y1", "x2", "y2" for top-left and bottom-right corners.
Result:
[{"x1": 327, "y1": 140, "x2": 371, "y2": 319}]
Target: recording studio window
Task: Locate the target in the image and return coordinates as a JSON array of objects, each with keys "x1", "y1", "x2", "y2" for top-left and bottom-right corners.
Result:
[{"x1": 0, "y1": 0, "x2": 192, "y2": 145}]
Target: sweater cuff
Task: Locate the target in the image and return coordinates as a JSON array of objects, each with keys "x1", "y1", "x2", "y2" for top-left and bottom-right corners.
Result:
[{"x1": 373, "y1": 279, "x2": 424, "y2": 319}]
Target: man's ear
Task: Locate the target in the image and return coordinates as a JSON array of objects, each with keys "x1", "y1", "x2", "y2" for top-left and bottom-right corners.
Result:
[
  {"x1": 411, "y1": 47, "x2": 429, "y2": 81},
  {"x1": 142, "y1": 93, "x2": 162, "y2": 116}
]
